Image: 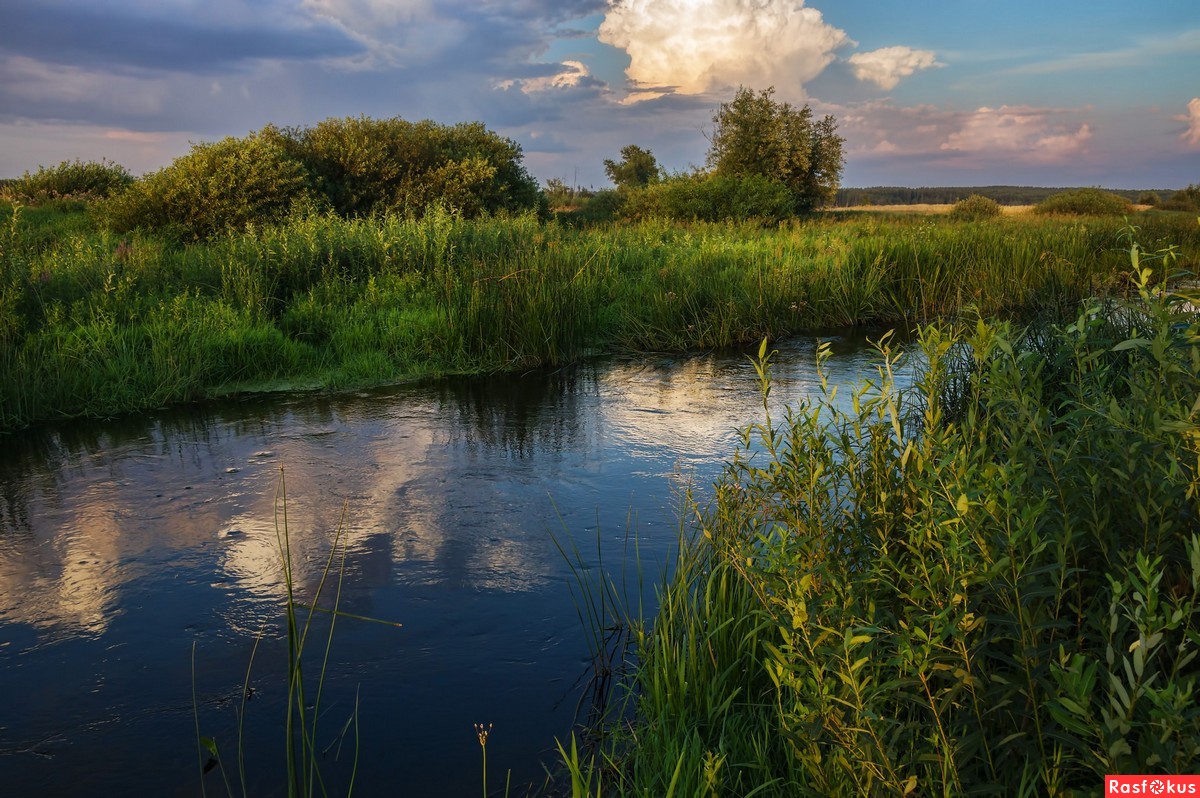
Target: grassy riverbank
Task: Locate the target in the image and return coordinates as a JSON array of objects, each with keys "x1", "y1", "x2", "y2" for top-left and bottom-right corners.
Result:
[
  {"x1": 1, "y1": 203, "x2": 1197, "y2": 431},
  {"x1": 566, "y1": 260, "x2": 1200, "y2": 795}
]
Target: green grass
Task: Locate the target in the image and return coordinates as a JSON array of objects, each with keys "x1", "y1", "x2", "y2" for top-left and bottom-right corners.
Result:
[
  {"x1": 562, "y1": 250, "x2": 1200, "y2": 795},
  {"x1": 1, "y1": 202, "x2": 1197, "y2": 431}
]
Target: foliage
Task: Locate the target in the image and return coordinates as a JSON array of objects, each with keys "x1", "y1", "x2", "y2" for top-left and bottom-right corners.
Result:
[
  {"x1": 2, "y1": 159, "x2": 133, "y2": 204},
  {"x1": 1034, "y1": 187, "x2": 1133, "y2": 216},
  {"x1": 948, "y1": 193, "x2": 1002, "y2": 221},
  {"x1": 271, "y1": 116, "x2": 541, "y2": 219},
  {"x1": 621, "y1": 172, "x2": 794, "y2": 223},
  {"x1": 99, "y1": 133, "x2": 313, "y2": 240},
  {"x1": 837, "y1": 186, "x2": 1167, "y2": 207},
  {"x1": 1159, "y1": 185, "x2": 1200, "y2": 213},
  {"x1": 708, "y1": 86, "x2": 844, "y2": 212},
  {"x1": 603, "y1": 145, "x2": 660, "y2": 190},
  {"x1": 1138, "y1": 191, "x2": 1161, "y2": 206},
  {"x1": 95, "y1": 116, "x2": 542, "y2": 239},
  {"x1": 2, "y1": 205, "x2": 1198, "y2": 431},
  {"x1": 571, "y1": 247, "x2": 1200, "y2": 794},
  {"x1": 561, "y1": 188, "x2": 625, "y2": 223}
]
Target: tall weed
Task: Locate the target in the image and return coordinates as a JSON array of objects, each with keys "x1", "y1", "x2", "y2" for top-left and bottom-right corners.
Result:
[{"x1": 572, "y1": 245, "x2": 1200, "y2": 795}]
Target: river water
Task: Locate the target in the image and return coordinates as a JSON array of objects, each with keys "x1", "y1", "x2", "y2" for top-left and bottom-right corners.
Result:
[{"x1": 0, "y1": 333, "x2": 911, "y2": 796}]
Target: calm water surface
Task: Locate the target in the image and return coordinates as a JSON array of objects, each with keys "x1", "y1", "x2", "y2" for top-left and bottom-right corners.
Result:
[{"x1": 0, "y1": 334, "x2": 912, "y2": 796}]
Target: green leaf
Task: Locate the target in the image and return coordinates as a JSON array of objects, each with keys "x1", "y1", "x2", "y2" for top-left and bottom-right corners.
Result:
[{"x1": 1111, "y1": 338, "x2": 1150, "y2": 352}]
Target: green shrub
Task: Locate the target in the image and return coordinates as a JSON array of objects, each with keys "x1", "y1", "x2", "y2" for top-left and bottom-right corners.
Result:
[
  {"x1": 949, "y1": 193, "x2": 1002, "y2": 221},
  {"x1": 274, "y1": 116, "x2": 541, "y2": 218},
  {"x1": 622, "y1": 172, "x2": 794, "y2": 223},
  {"x1": 99, "y1": 134, "x2": 312, "y2": 239},
  {"x1": 1034, "y1": 187, "x2": 1132, "y2": 216},
  {"x1": 2, "y1": 159, "x2": 133, "y2": 204},
  {"x1": 1158, "y1": 185, "x2": 1200, "y2": 213},
  {"x1": 1138, "y1": 191, "x2": 1161, "y2": 206}
]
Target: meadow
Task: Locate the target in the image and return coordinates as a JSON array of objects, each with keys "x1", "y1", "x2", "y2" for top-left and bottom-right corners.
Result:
[
  {"x1": 1, "y1": 201, "x2": 1196, "y2": 433},
  {"x1": 2, "y1": 193, "x2": 1199, "y2": 795}
]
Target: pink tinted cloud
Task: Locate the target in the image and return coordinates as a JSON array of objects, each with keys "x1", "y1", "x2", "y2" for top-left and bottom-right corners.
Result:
[
  {"x1": 941, "y1": 106, "x2": 1092, "y2": 162},
  {"x1": 1179, "y1": 98, "x2": 1200, "y2": 148}
]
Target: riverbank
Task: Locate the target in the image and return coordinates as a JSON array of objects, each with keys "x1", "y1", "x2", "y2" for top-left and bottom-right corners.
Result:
[
  {"x1": 1, "y1": 203, "x2": 1196, "y2": 431},
  {"x1": 568, "y1": 263, "x2": 1200, "y2": 794}
]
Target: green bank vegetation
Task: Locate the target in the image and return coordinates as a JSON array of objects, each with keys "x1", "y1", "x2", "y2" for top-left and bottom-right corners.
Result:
[
  {"x1": 2, "y1": 93, "x2": 1199, "y2": 798},
  {"x1": 2, "y1": 200, "x2": 1197, "y2": 432},
  {"x1": 564, "y1": 249, "x2": 1200, "y2": 794}
]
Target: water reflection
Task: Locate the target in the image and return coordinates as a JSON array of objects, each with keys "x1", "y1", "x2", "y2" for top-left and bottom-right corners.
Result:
[{"x1": 0, "y1": 332, "x2": 913, "y2": 794}]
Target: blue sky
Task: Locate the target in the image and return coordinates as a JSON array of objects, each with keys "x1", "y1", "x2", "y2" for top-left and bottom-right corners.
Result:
[{"x1": 1, "y1": 0, "x2": 1198, "y2": 189}]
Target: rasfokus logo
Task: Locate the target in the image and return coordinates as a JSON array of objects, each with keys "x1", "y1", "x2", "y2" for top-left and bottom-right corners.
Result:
[{"x1": 1106, "y1": 776, "x2": 1200, "y2": 795}]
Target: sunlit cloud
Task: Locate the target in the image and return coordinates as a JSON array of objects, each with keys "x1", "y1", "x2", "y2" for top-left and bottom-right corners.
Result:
[
  {"x1": 1179, "y1": 97, "x2": 1200, "y2": 148},
  {"x1": 941, "y1": 106, "x2": 1092, "y2": 162},
  {"x1": 848, "y1": 46, "x2": 941, "y2": 90},
  {"x1": 495, "y1": 60, "x2": 596, "y2": 93},
  {"x1": 599, "y1": 0, "x2": 851, "y2": 102}
]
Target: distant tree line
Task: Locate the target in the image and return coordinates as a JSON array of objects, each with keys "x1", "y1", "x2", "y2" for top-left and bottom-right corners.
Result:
[{"x1": 835, "y1": 185, "x2": 1183, "y2": 207}]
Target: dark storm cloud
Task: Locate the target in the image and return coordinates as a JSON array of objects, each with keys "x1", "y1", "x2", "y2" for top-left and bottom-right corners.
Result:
[{"x1": 0, "y1": 1, "x2": 363, "y2": 73}]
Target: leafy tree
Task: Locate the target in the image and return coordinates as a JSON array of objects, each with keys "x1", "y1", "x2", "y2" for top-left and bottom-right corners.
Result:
[
  {"x1": 603, "y1": 145, "x2": 660, "y2": 189},
  {"x1": 707, "y1": 86, "x2": 844, "y2": 212}
]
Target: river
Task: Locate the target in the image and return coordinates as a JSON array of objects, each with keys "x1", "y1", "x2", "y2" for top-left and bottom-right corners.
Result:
[{"x1": 0, "y1": 332, "x2": 912, "y2": 796}]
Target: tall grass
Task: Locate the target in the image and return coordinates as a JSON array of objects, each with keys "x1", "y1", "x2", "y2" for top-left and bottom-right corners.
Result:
[
  {"x1": 1, "y1": 203, "x2": 1196, "y2": 431},
  {"x1": 194, "y1": 468, "x2": 401, "y2": 797},
  {"x1": 565, "y1": 247, "x2": 1200, "y2": 794}
]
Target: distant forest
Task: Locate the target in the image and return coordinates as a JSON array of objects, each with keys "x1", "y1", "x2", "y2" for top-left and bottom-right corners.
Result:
[{"x1": 835, "y1": 185, "x2": 1176, "y2": 206}]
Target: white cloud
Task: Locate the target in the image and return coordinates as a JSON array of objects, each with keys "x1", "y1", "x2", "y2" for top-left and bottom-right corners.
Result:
[
  {"x1": 847, "y1": 46, "x2": 940, "y2": 90},
  {"x1": 941, "y1": 106, "x2": 1092, "y2": 162},
  {"x1": 496, "y1": 60, "x2": 593, "y2": 93},
  {"x1": 1179, "y1": 97, "x2": 1200, "y2": 148},
  {"x1": 599, "y1": 0, "x2": 851, "y2": 101}
]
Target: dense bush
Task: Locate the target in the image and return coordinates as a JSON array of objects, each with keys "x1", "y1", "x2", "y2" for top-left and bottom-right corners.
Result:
[
  {"x1": 1158, "y1": 185, "x2": 1200, "y2": 213},
  {"x1": 949, "y1": 193, "x2": 1002, "y2": 221},
  {"x1": 95, "y1": 116, "x2": 543, "y2": 239},
  {"x1": 100, "y1": 134, "x2": 313, "y2": 240},
  {"x1": 621, "y1": 173, "x2": 794, "y2": 223},
  {"x1": 1034, "y1": 187, "x2": 1132, "y2": 216},
  {"x1": 2, "y1": 159, "x2": 133, "y2": 204},
  {"x1": 271, "y1": 116, "x2": 542, "y2": 219}
]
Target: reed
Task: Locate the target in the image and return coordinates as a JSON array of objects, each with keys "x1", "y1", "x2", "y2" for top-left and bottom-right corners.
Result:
[
  {"x1": 192, "y1": 468, "x2": 401, "y2": 797},
  {"x1": 1, "y1": 203, "x2": 1197, "y2": 431},
  {"x1": 565, "y1": 242, "x2": 1200, "y2": 795}
]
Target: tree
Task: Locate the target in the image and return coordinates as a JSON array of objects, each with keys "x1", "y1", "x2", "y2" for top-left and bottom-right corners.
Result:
[
  {"x1": 604, "y1": 145, "x2": 660, "y2": 189},
  {"x1": 707, "y1": 86, "x2": 844, "y2": 212}
]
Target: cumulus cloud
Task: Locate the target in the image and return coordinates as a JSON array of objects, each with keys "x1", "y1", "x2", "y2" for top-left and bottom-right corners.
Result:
[
  {"x1": 941, "y1": 106, "x2": 1092, "y2": 162},
  {"x1": 1179, "y1": 98, "x2": 1200, "y2": 148},
  {"x1": 599, "y1": 0, "x2": 851, "y2": 101},
  {"x1": 847, "y1": 46, "x2": 940, "y2": 90}
]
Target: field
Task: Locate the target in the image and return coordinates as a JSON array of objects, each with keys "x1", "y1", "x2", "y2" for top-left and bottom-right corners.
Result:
[
  {"x1": 1, "y1": 201, "x2": 1196, "y2": 432},
  {"x1": 2, "y1": 198, "x2": 1199, "y2": 795}
]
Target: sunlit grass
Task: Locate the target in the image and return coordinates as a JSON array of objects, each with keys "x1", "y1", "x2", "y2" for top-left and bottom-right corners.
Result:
[
  {"x1": 561, "y1": 249, "x2": 1200, "y2": 795},
  {"x1": 1, "y1": 202, "x2": 1196, "y2": 431}
]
